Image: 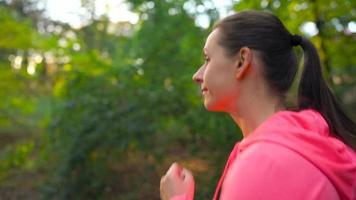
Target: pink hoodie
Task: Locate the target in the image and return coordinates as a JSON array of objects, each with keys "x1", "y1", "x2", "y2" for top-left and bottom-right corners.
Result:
[{"x1": 171, "y1": 109, "x2": 356, "y2": 200}]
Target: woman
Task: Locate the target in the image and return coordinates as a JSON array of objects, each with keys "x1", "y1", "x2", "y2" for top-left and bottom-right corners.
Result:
[{"x1": 160, "y1": 10, "x2": 356, "y2": 200}]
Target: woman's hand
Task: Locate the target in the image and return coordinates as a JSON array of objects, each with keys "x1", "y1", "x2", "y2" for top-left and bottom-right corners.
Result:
[{"x1": 160, "y1": 162, "x2": 195, "y2": 200}]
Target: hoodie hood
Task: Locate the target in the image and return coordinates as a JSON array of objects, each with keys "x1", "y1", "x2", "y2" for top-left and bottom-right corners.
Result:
[{"x1": 239, "y1": 109, "x2": 356, "y2": 200}]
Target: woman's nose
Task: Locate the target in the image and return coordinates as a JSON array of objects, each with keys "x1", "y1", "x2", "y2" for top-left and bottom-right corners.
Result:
[{"x1": 192, "y1": 67, "x2": 204, "y2": 84}]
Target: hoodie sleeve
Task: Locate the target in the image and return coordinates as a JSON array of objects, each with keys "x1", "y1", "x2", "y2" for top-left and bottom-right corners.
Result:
[{"x1": 220, "y1": 141, "x2": 340, "y2": 200}]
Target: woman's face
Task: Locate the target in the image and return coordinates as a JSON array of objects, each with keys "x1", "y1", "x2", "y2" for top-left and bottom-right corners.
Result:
[{"x1": 193, "y1": 29, "x2": 240, "y2": 112}]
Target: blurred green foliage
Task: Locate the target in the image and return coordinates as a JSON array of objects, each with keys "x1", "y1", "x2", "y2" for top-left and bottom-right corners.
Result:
[{"x1": 0, "y1": 0, "x2": 355, "y2": 199}]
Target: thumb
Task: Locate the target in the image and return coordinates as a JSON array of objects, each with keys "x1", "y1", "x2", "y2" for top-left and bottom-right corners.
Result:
[
  {"x1": 182, "y1": 168, "x2": 193, "y2": 182},
  {"x1": 182, "y1": 168, "x2": 195, "y2": 199}
]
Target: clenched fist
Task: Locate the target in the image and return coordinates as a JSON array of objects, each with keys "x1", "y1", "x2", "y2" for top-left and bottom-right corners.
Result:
[{"x1": 160, "y1": 162, "x2": 195, "y2": 200}]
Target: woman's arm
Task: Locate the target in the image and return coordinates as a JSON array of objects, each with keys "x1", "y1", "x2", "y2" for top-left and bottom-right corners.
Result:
[{"x1": 220, "y1": 142, "x2": 340, "y2": 200}]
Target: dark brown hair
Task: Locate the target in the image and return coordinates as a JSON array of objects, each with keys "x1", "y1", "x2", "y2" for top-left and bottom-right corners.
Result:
[{"x1": 214, "y1": 10, "x2": 356, "y2": 149}]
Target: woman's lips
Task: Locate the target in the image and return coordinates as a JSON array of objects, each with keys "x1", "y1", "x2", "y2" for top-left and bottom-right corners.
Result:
[{"x1": 201, "y1": 87, "x2": 208, "y2": 94}]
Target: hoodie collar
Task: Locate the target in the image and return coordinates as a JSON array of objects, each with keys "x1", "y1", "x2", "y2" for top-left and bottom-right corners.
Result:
[{"x1": 237, "y1": 109, "x2": 356, "y2": 200}]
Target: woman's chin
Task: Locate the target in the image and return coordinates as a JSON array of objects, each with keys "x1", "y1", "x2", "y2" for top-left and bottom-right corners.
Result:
[{"x1": 204, "y1": 100, "x2": 223, "y2": 112}]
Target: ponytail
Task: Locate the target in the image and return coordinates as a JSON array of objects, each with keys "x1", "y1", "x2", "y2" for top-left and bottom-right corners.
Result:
[{"x1": 297, "y1": 36, "x2": 356, "y2": 149}]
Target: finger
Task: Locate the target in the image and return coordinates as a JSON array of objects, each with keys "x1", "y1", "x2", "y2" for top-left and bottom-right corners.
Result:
[
  {"x1": 160, "y1": 175, "x2": 166, "y2": 184},
  {"x1": 181, "y1": 170, "x2": 186, "y2": 180},
  {"x1": 182, "y1": 168, "x2": 194, "y2": 183},
  {"x1": 167, "y1": 162, "x2": 182, "y2": 178},
  {"x1": 160, "y1": 176, "x2": 166, "y2": 200},
  {"x1": 160, "y1": 187, "x2": 166, "y2": 200},
  {"x1": 160, "y1": 175, "x2": 165, "y2": 194},
  {"x1": 180, "y1": 167, "x2": 189, "y2": 180}
]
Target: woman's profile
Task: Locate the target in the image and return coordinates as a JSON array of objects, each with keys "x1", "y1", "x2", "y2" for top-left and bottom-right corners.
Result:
[{"x1": 160, "y1": 10, "x2": 356, "y2": 200}]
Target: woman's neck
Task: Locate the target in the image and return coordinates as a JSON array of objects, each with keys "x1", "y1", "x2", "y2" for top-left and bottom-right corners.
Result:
[{"x1": 230, "y1": 96, "x2": 285, "y2": 138}]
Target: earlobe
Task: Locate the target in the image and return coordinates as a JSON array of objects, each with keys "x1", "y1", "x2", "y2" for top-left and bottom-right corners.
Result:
[{"x1": 236, "y1": 65, "x2": 246, "y2": 80}]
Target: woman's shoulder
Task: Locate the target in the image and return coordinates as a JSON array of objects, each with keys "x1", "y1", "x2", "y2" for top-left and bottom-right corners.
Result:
[
  {"x1": 236, "y1": 140, "x2": 318, "y2": 169},
  {"x1": 234, "y1": 140, "x2": 319, "y2": 172},
  {"x1": 220, "y1": 141, "x2": 340, "y2": 199}
]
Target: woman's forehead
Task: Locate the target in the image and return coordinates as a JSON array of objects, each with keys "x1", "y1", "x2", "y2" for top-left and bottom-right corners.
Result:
[{"x1": 204, "y1": 29, "x2": 220, "y2": 53}]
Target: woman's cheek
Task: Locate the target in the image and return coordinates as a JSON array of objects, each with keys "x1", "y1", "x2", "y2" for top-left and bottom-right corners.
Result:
[{"x1": 204, "y1": 65, "x2": 218, "y2": 87}]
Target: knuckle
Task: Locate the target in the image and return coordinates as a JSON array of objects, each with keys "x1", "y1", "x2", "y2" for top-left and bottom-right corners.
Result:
[{"x1": 160, "y1": 175, "x2": 166, "y2": 183}]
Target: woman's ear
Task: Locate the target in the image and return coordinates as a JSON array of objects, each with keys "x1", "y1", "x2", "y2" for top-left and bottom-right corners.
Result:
[{"x1": 236, "y1": 47, "x2": 252, "y2": 80}]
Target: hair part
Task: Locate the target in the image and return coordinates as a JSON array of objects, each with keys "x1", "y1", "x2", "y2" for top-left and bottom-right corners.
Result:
[{"x1": 214, "y1": 10, "x2": 356, "y2": 149}]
